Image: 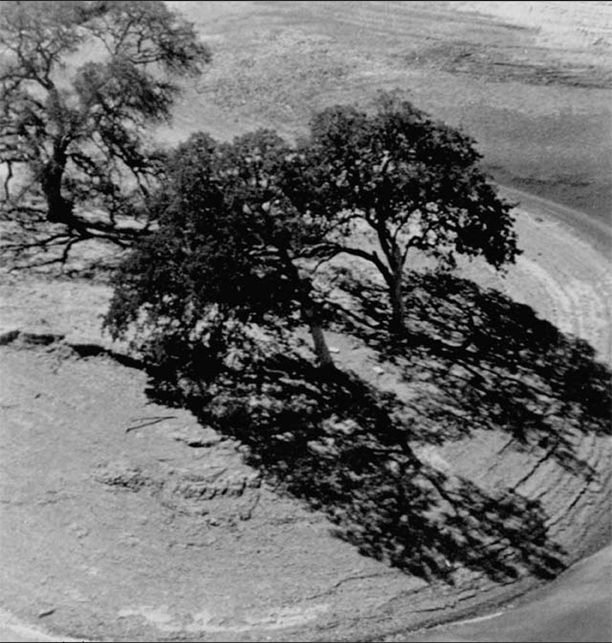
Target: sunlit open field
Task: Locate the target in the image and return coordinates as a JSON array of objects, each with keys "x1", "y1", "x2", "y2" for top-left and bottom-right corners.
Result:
[
  {"x1": 159, "y1": 1, "x2": 612, "y2": 223},
  {"x1": 0, "y1": 3, "x2": 610, "y2": 642}
]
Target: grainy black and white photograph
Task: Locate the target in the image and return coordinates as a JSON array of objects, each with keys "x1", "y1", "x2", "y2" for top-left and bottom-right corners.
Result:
[{"x1": 0, "y1": 1, "x2": 610, "y2": 641}]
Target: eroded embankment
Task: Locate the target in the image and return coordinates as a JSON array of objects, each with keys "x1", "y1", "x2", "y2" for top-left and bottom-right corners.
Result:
[{"x1": 0, "y1": 201, "x2": 610, "y2": 642}]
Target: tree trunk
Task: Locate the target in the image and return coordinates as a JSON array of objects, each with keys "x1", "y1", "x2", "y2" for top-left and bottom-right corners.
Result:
[
  {"x1": 42, "y1": 143, "x2": 72, "y2": 224},
  {"x1": 309, "y1": 321, "x2": 335, "y2": 369},
  {"x1": 389, "y1": 274, "x2": 406, "y2": 334},
  {"x1": 276, "y1": 245, "x2": 335, "y2": 370},
  {"x1": 302, "y1": 304, "x2": 335, "y2": 369}
]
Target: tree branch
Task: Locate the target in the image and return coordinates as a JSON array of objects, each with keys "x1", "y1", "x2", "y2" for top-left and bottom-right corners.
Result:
[{"x1": 335, "y1": 244, "x2": 394, "y2": 285}]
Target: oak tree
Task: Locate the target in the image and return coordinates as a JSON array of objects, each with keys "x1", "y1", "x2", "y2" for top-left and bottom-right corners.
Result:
[
  {"x1": 105, "y1": 130, "x2": 337, "y2": 370},
  {"x1": 299, "y1": 94, "x2": 520, "y2": 332},
  {"x1": 0, "y1": 0, "x2": 210, "y2": 263}
]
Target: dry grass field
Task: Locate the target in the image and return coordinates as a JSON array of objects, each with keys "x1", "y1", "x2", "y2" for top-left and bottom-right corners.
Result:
[
  {"x1": 159, "y1": 1, "x2": 612, "y2": 222},
  {"x1": 0, "y1": 2, "x2": 610, "y2": 642}
]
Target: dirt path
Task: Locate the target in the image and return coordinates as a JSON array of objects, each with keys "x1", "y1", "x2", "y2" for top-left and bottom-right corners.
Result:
[
  {"x1": 0, "y1": 608, "x2": 84, "y2": 642},
  {"x1": 406, "y1": 544, "x2": 612, "y2": 642},
  {"x1": 1, "y1": 544, "x2": 609, "y2": 643},
  {"x1": 0, "y1": 191, "x2": 610, "y2": 642}
]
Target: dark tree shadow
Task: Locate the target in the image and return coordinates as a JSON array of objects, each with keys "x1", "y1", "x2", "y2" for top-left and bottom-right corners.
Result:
[
  {"x1": 139, "y1": 270, "x2": 610, "y2": 586},
  {"x1": 145, "y1": 356, "x2": 566, "y2": 585},
  {"x1": 329, "y1": 269, "x2": 611, "y2": 477}
]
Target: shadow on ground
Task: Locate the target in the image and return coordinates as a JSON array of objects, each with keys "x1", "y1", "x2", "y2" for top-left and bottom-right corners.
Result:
[
  {"x1": 142, "y1": 271, "x2": 611, "y2": 585},
  {"x1": 331, "y1": 269, "x2": 611, "y2": 475}
]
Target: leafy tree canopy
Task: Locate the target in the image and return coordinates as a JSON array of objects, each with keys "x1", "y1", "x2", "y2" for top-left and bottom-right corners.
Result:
[
  {"x1": 105, "y1": 129, "x2": 337, "y2": 370},
  {"x1": 0, "y1": 0, "x2": 210, "y2": 264},
  {"x1": 296, "y1": 92, "x2": 521, "y2": 330}
]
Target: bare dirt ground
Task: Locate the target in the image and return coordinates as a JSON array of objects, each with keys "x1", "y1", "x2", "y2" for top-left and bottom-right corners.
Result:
[
  {"x1": 405, "y1": 544, "x2": 612, "y2": 642},
  {"x1": 0, "y1": 196, "x2": 609, "y2": 642},
  {"x1": 0, "y1": 2, "x2": 610, "y2": 641}
]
